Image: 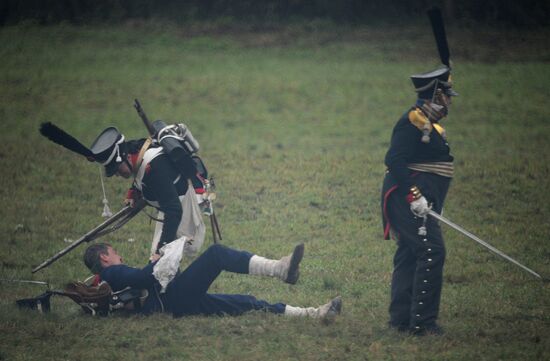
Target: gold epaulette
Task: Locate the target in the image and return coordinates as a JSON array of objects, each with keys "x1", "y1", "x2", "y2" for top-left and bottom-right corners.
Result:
[
  {"x1": 408, "y1": 108, "x2": 432, "y2": 133},
  {"x1": 433, "y1": 123, "x2": 446, "y2": 138}
]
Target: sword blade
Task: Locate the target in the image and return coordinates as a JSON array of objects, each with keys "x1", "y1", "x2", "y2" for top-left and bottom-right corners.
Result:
[
  {"x1": 428, "y1": 210, "x2": 543, "y2": 280},
  {"x1": 0, "y1": 279, "x2": 50, "y2": 288}
]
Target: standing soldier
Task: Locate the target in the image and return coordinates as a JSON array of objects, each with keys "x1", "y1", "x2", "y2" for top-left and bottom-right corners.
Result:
[{"x1": 381, "y1": 66, "x2": 458, "y2": 335}]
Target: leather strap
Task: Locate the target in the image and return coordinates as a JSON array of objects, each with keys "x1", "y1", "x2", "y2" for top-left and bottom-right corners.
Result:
[{"x1": 133, "y1": 138, "x2": 152, "y2": 177}]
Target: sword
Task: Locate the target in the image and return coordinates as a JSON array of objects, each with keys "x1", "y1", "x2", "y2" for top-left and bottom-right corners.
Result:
[
  {"x1": 428, "y1": 210, "x2": 546, "y2": 281},
  {"x1": 0, "y1": 279, "x2": 50, "y2": 288}
]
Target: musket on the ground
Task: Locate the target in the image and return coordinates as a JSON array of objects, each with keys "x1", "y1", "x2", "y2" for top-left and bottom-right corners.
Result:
[
  {"x1": 428, "y1": 210, "x2": 547, "y2": 281},
  {"x1": 32, "y1": 199, "x2": 146, "y2": 273}
]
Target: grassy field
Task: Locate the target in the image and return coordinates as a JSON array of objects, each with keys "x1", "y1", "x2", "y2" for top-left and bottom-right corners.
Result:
[{"x1": 1, "y1": 21, "x2": 549, "y2": 360}]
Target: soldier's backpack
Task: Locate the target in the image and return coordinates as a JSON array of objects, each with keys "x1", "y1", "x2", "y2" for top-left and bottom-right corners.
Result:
[
  {"x1": 16, "y1": 280, "x2": 147, "y2": 316},
  {"x1": 147, "y1": 121, "x2": 216, "y2": 209}
]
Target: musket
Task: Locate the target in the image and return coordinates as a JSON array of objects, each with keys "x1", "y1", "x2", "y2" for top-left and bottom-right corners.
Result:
[
  {"x1": 134, "y1": 98, "x2": 155, "y2": 136},
  {"x1": 428, "y1": 210, "x2": 547, "y2": 281},
  {"x1": 211, "y1": 212, "x2": 222, "y2": 243},
  {"x1": 32, "y1": 199, "x2": 146, "y2": 273}
]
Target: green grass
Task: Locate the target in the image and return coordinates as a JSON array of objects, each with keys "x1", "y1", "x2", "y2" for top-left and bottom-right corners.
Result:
[{"x1": 1, "y1": 22, "x2": 549, "y2": 361}]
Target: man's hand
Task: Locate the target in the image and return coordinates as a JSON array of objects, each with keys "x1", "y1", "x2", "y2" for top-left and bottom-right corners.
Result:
[
  {"x1": 407, "y1": 186, "x2": 430, "y2": 217},
  {"x1": 123, "y1": 198, "x2": 135, "y2": 207},
  {"x1": 410, "y1": 196, "x2": 430, "y2": 217},
  {"x1": 149, "y1": 253, "x2": 161, "y2": 263},
  {"x1": 124, "y1": 188, "x2": 142, "y2": 208}
]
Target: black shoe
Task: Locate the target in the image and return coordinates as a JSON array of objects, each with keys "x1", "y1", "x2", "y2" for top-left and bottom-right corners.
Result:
[
  {"x1": 410, "y1": 324, "x2": 445, "y2": 336},
  {"x1": 319, "y1": 296, "x2": 343, "y2": 324},
  {"x1": 284, "y1": 243, "x2": 304, "y2": 284}
]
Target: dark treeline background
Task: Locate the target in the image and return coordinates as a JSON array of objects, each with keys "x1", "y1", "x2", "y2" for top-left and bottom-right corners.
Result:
[{"x1": 1, "y1": 0, "x2": 549, "y2": 27}]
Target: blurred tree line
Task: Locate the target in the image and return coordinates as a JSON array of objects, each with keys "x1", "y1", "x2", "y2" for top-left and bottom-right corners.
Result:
[{"x1": 1, "y1": 0, "x2": 549, "y2": 26}]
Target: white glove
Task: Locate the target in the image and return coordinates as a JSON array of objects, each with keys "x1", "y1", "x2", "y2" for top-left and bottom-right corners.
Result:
[
  {"x1": 153, "y1": 237, "x2": 187, "y2": 293},
  {"x1": 410, "y1": 196, "x2": 430, "y2": 217}
]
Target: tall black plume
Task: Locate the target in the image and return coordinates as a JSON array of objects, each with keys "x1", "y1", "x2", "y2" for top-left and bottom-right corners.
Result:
[
  {"x1": 39, "y1": 122, "x2": 95, "y2": 161},
  {"x1": 427, "y1": 7, "x2": 450, "y2": 67}
]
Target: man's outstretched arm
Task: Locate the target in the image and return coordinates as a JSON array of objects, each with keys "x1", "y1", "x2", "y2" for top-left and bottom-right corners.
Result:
[{"x1": 100, "y1": 262, "x2": 157, "y2": 292}]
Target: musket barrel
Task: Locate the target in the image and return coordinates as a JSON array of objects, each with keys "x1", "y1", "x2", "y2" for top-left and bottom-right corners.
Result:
[
  {"x1": 32, "y1": 201, "x2": 145, "y2": 273},
  {"x1": 134, "y1": 99, "x2": 155, "y2": 136},
  {"x1": 31, "y1": 233, "x2": 92, "y2": 273}
]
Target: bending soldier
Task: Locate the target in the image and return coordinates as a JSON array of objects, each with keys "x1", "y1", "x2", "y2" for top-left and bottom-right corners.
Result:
[
  {"x1": 381, "y1": 66, "x2": 457, "y2": 335},
  {"x1": 89, "y1": 127, "x2": 205, "y2": 258}
]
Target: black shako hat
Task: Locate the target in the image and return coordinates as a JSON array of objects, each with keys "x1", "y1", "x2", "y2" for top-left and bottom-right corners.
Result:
[
  {"x1": 90, "y1": 127, "x2": 126, "y2": 177},
  {"x1": 411, "y1": 66, "x2": 458, "y2": 100}
]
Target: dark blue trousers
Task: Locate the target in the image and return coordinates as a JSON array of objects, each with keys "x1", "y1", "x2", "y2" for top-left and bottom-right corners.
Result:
[
  {"x1": 164, "y1": 244, "x2": 286, "y2": 318},
  {"x1": 382, "y1": 172, "x2": 450, "y2": 330}
]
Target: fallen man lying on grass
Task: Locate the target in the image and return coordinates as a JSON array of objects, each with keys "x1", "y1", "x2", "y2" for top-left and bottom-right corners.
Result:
[{"x1": 83, "y1": 242, "x2": 342, "y2": 321}]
